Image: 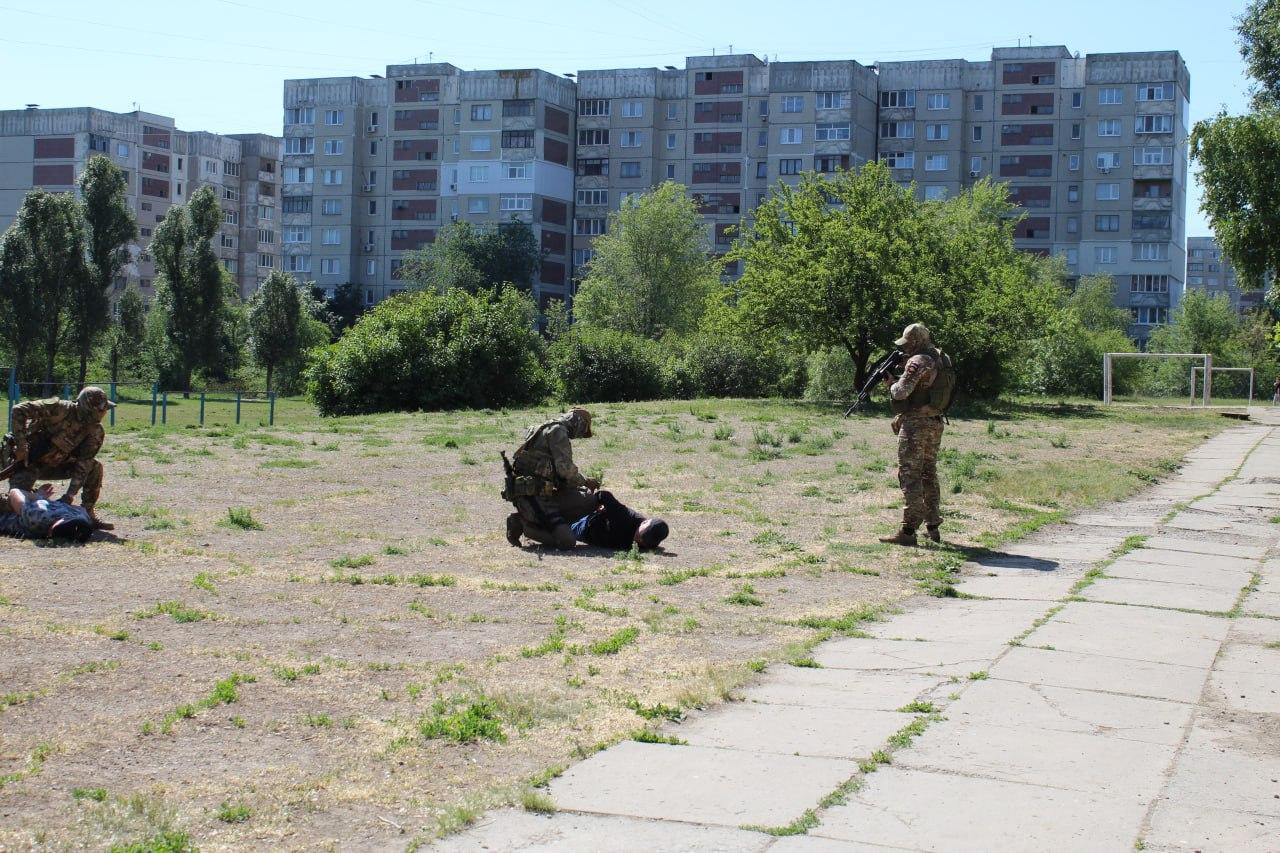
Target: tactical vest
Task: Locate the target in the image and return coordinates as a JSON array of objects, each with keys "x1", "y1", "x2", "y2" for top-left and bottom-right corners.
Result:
[
  {"x1": 511, "y1": 421, "x2": 565, "y2": 494},
  {"x1": 895, "y1": 349, "x2": 955, "y2": 417}
]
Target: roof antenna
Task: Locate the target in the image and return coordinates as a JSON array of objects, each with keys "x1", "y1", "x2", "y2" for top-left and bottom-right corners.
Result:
[{"x1": 729, "y1": 44, "x2": 733, "y2": 54}]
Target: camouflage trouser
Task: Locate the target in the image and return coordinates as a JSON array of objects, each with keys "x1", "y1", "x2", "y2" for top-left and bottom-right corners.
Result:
[
  {"x1": 897, "y1": 416, "x2": 943, "y2": 531},
  {"x1": 8, "y1": 460, "x2": 104, "y2": 510},
  {"x1": 512, "y1": 488, "x2": 596, "y2": 549}
]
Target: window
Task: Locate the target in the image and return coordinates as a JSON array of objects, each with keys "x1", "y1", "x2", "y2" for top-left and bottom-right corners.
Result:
[
  {"x1": 622, "y1": 101, "x2": 643, "y2": 117},
  {"x1": 1096, "y1": 183, "x2": 1119, "y2": 200},
  {"x1": 504, "y1": 161, "x2": 529, "y2": 179},
  {"x1": 283, "y1": 197, "x2": 311, "y2": 214},
  {"x1": 469, "y1": 165, "x2": 489, "y2": 182},
  {"x1": 284, "y1": 137, "x2": 314, "y2": 155},
  {"x1": 1131, "y1": 274, "x2": 1170, "y2": 291},
  {"x1": 1131, "y1": 306, "x2": 1169, "y2": 325},
  {"x1": 781, "y1": 95, "x2": 804, "y2": 113},
  {"x1": 756, "y1": 161, "x2": 768, "y2": 178},
  {"x1": 321, "y1": 169, "x2": 343, "y2": 185},
  {"x1": 576, "y1": 158, "x2": 609, "y2": 176},
  {"x1": 757, "y1": 130, "x2": 768, "y2": 147},
  {"x1": 369, "y1": 200, "x2": 377, "y2": 214},
  {"x1": 469, "y1": 136, "x2": 492, "y2": 152},
  {"x1": 257, "y1": 205, "x2": 273, "y2": 222},
  {"x1": 973, "y1": 94, "x2": 984, "y2": 111},
  {"x1": 502, "y1": 100, "x2": 532, "y2": 117},
  {"x1": 574, "y1": 218, "x2": 606, "y2": 235},
  {"x1": 467, "y1": 197, "x2": 489, "y2": 214},
  {"x1": 620, "y1": 130, "x2": 642, "y2": 147},
  {"x1": 1071, "y1": 123, "x2": 1081, "y2": 139},
  {"x1": 324, "y1": 110, "x2": 344, "y2": 126},
  {"x1": 666, "y1": 132, "x2": 677, "y2": 149},
  {"x1": 257, "y1": 254, "x2": 274, "y2": 269},
  {"x1": 368, "y1": 170, "x2": 377, "y2": 187},
  {"x1": 287, "y1": 255, "x2": 311, "y2": 273},
  {"x1": 972, "y1": 126, "x2": 983, "y2": 142},
  {"x1": 224, "y1": 187, "x2": 239, "y2": 202},
  {"x1": 1134, "y1": 243, "x2": 1169, "y2": 261},
  {"x1": 573, "y1": 248, "x2": 596, "y2": 267},
  {"x1": 1096, "y1": 152, "x2": 1121, "y2": 170},
  {"x1": 880, "y1": 90, "x2": 916, "y2": 108},
  {"x1": 283, "y1": 227, "x2": 311, "y2": 243},
  {"x1": 1099, "y1": 87, "x2": 1123, "y2": 105},
  {"x1": 454, "y1": 109, "x2": 461, "y2": 125},
  {"x1": 816, "y1": 122, "x2": 850, "y2": 141},
  {"x1": 1095, "y1": 246, "x2": 1117, "y2": 264},
  {"x1": 1098, "y1": 119, "x2": 1121, "y2": 137},
  {"x1": 578, "y1": 99, "x2": 610, "y2": 116},
  {"x1": 1095, "y1": 214, "x2": 1120, "y2": 232},
  {"x1": 817, "y1": 91, "x2": 845, "y2": 109},
  {"x1": 925, "y1": 123, "x2": 949, "y2": 141},
  {"x1": 780, "y1": 127, "x2": 802, "y2": 144},
  {"x1": 220, "y1": 233, "x2": 235, "y2": 249},
  {"x1": 1065, "y1": 248, "x2": 1079, "y2": 265},
  {"x1": 1068, "y1": 154, "x2": 1080, "y2": 171},
  {"x1": 666, "y1": 163, "x2": 677, "y2": 179},
  {"x1": 1066, "y1": 216, "x2": 1078, "y2": 234},
  {"x1": 1133, "y1": 213, "x2": 1171, "y2": 230},
  {"x1": 759, "y1": 99, "x2": 769, "y2": 116},
  {"x1": 470, "y1": 104, "x2": 493, "y2": 122},
  {"x1": 285, "y1": 107, "x2": 314, "y2": 124},
  {"x1": 577, "y1": 129, "x2": 609, "y2": 146},
  {"x1": 576, "y1": 189, "x2": 608, "y2": 206},
  {"x1": 225, "y1": 210, "x2": 240, "y2": 225},
  {"x1": 779, "y1": 158, "x2": 803, "y2": 175},
  {"x1": 502, "y1": 130, "x2": 534, "y2": 148},
  {"x1": 620, "y1": 161, "x2": 642, "y2": 178},
  {"x1": 926, "y1": 93, "x2": 951, "y2": 110},
  {"x1": 321, "y1": 258, "x2": 341, "y2": 275},
  {"x1": 924, "y1": 154, "x2": 948, "y2": 171},
  {"x1": 880, "y1": 122, "x2": 915, "y2": 139},
  {"x1": 324, "y1": 139, "x2": 343, "y2": 155},
  {"x1": 369, "y1": 140, "x2": 378, "y2": 156},
  {"x1": 322, "y1": 198, "x2": 342, "y2": 215},
  {"x1": 1135, "y1": 114, "x2": 1173, "y2": 134},
  {"x1": 1067, "y1": 185, "x2": 1079, "y2": 202},
  {"x1": 881, "y1": 151, "x2": 914, "y2": 169},
  {"x1": 1137, "y1": 82, "x2": 1174, "y2": 101},
  {"x1": 666, "y1": 102, "x2": 678, "y2": 120},
  {"x1": 969, "y1": 156, "x2": 982, "y2": 175},
  {"x1": 321, "y1": 228, "x2": 341, "y2": 245},
  {"x1": 1071, "y1": 91, "x2": 1082, "y2": 109},
  {"x1": 203, "y1": 160, "x2": 218, "y2": 176},
  {"x1": 1134, "y1": 146, "x2": 1173, "y2": 165},
  {"x1": 500, "y1": 194, "x2": 532, "y2": 211},
  {"x1": 924, "y1": 186, "x2": 947, "y2": 200}
]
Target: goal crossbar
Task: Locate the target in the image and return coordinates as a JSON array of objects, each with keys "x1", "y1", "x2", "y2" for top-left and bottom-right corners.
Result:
[
  {"x1": 1103, "y1": 352, "x2": 1211, "y2": 405},
  {"x1": 1190, "y1": 366, "x2": 1254, "y2": 406}
]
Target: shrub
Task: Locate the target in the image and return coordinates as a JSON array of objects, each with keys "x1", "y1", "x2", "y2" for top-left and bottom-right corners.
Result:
[
  {"x1": 548, "y1": 327, "x2": 667, "y2": 402},
  {"x1": 804, "y1": 346, "x2": 857, "y2": 402},
  {"x1": 308, "y1": 286, "x2": 547, "y2": 416},
  {"x1": 1022, "y1": 315, "x2": 1138, "y2": 398},
  {"x1": 677, "y1": 332, "x2": 793, "y2": 398}
]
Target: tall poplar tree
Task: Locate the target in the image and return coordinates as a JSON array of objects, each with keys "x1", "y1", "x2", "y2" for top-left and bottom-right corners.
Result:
[{"x1": 75, "y1": 155, "x2": 138, "y2": 385}]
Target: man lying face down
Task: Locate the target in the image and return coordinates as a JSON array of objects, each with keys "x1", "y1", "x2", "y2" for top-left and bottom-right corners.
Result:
[
  {"x1": 1, "y1": 484, "x2": 95, "y2": 542},
  {"x1": 569, "y1": 490, "x2": 669, "y2": 551}
]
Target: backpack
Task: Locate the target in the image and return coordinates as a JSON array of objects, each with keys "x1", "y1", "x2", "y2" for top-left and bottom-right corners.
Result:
[{"x1": 928, "y1": 351, "x2": 957, "y2": 413}]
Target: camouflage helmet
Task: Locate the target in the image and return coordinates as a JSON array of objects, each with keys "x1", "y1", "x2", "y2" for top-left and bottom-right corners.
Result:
[
  {"x1": 894, "y1": 323, "x2": 933, "y2": 350},
  {"x1": 566, "y1": 407, "x2": 593, "y2": 439},
  {"x1": 76, "y1": 386, "x2": 116, "y2": 414}
]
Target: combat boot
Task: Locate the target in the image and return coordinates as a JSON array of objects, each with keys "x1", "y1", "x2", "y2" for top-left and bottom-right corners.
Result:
[
  {"x1": 505, "y1": 513, "x2": 523, "y2": 547},
  {"x1": 86, "y1": 509, "x2": 114, "y2": 531},
  {"x1": 925, "y1": 525, "x2": 941, "y2": 543},
  {"x1": 879, "y1": 526, "x2": 918, "y2": 547}
]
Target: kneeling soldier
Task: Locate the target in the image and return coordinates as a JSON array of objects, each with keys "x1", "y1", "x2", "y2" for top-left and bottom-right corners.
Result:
[{"x1": 504, "y1": 408, "x2": 598, "y2": 549}]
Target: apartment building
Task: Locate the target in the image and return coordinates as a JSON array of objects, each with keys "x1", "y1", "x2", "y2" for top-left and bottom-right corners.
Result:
[
  {"x1": 0, "y1": 107, "x2": 281, "y2": 302},
  {"x1": 1185, "y1": 236, "x2": 1264, "y2": 315},
  {"x1": 280, "y1": 64, "x2": 576, "y2": 308},
  {"x1": 840, "y1": 46, "x2": 1189, "y2": 341}
]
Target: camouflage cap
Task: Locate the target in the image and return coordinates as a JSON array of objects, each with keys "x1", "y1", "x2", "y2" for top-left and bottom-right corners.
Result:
[
  {"x1": 568, "y1": 407, "x2": 593, "y2": 438},
  {"x1": 76, "y1": 386, "x2": 116, "y2": 412},
  {"x1": 894, "y1": 323, "x2": 933, "y2": 348}
]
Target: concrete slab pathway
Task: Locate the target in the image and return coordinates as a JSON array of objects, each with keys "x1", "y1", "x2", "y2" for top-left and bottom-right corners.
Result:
[{"x1": 434, "y1": 412, "x2": 1280, "y2": 851}]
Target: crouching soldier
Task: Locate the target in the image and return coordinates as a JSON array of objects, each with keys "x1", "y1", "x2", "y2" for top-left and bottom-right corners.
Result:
[
  {"x1": 503, "y1": 408, "x2": 599, "y2": 549},
  {"x1": 2, "y1": 387, "x2": 116, "y2": 530}
]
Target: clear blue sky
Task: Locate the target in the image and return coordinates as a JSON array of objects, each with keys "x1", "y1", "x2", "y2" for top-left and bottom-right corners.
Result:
[{"x1": 0, "y1": 0, "x2": 1254, "y2": 236}]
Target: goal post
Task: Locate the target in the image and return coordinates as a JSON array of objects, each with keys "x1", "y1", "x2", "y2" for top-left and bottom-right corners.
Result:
[
  {"x1": 1103, "y1": 352, "x2": 1211, "y2": 405},
  {"x1": 1190, "y1": 366, "x2": 1254, "y2": 406}
]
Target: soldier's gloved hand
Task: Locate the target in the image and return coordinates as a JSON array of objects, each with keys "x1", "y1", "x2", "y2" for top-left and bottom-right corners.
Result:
[{"x1": 57, "y1": 494, "x2": 74, "y2": 505}]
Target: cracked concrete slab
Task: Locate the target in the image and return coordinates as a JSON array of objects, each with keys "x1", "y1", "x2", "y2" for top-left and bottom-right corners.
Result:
[
  {"x1": 1120, "y1": 547, "x2": 1260, "y2": 572},
  {"x1": 429, "y1": 809, "x2": 773, "y2": 852},
  {"x1": 1207, "y1": 669, "x2": 1280, "y2": 714},
  {"x1": 766, "y1": 836, "x2": 914, "y2": 852},
  {"x1": 1158, "y1": 716, "x2": 1280, "y2": 818},
  {"x1": 673, "y1": 703, "x2": 908, "y2": 760},
  {"x1": 737, "y1": 668, "x2": 944, "y2": 712},
  {"x1": 991, "y1": 646, "x2": 1209, "y2": 703},
  {"x1": 1022, "y1": 601, "x2": 1227, "y2": 667},
  {"x1": 1103, "y1": 559, "x2": 1252, "y2": 591},
  {"x1": 1243, "y1": 590, "x2": 1280, "y2": 617},
  {"x1": 1080, "y1": 576, "x2": 1241, "y2": 612},
  {"x1": 866, "y1": 600, "x2": 1051, "y2": 644},
  {"x1": 1138, "y1": 536, "x2": 1267, "y2": 559},
  {"x1": 953, "y1": 572, "x2": 1077, "y2": 601},
  {"x1": 548, "y1": 741, "x2": 857, "y2": 829},
  {"x1": 813, "y1": 638, "x2": 1003, "y2": 677},
  {"x1": 1145, "y1": 799, "x2": 1280, "y2": 852},
  {"x1": 816, "y1": 766, "x2": 1146, "y2": 852}
]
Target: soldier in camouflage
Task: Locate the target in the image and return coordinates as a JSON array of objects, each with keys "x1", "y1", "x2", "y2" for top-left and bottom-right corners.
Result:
[
  {"x1": 505, "y1": 408, "x2": 600, "y2": 549},
  {"x1": 3, "y1": 387, "x2": 116, "y2": 530},
  {"x1": 880, "y1": 324, "x2": 951, "y2": 547}
]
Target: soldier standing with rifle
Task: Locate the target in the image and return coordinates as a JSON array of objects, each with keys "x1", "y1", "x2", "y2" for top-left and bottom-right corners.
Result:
[
  {"x1": 1, "y1": 387, "x2": 116, "y2": 530},
  {"x1": 879, "y1": 324, "x2": 954, "y2": 547}
]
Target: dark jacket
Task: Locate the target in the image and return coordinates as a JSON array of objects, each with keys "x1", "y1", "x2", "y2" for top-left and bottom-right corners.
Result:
[{"x1": 570, "y1": 491, "x2": 644, "y2": 550}]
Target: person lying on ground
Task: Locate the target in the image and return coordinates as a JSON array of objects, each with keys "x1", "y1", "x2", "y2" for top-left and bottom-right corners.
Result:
[
  {"x1": 569, "y1": 489, "x2": 669, "y2": 551},
  {"x1": 0, "y1": 484, "x2": 95, "y2": 542}
]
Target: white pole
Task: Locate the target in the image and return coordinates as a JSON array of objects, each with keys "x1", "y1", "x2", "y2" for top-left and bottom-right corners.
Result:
[
  {"x1": 1103, "y1": 353, "x2": 1112, "y2": 404},
  {"x1": 1249, "y1": 369, "x2": 1255, "y2": 407},
  {"x1": 1190, "y1": 366, "x2": 1197, "y2": 406},
  {"x1": 1203, "y1": 354, "x2": 1213, "y2": 406}
]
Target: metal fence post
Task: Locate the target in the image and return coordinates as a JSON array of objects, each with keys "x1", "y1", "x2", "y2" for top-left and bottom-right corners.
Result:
[
  {"x1": 6, "y1": 367, "x2": 15, "y2": 431},
  {"x1": 269, "y1": 392, "x2": 276, "y2": 426},
  {"x1": 235, "y1": 391, "x2": 241, "y2": 425},
  {"x1": 62, "y1": 383, "x2": 71, "y2": 401},
  {"x1": 199, "y1": 392, "x2": 206, "y2": 426},
  {"x1": 109, "y1": 382, "x2": 116, "y2": 427},
  {"x1": 150, "y1": 383, "x2": 157, "y2": 426},
  {"x1": 161, "y1": 390, "x2": 168, "y2": 425}
]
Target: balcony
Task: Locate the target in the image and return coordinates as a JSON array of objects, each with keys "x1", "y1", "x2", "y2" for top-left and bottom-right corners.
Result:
[
  {"x1": 258, "y1": 170, "x2": 275, "y2": 182},
  {"x1": 1132, "y1": 196, "x2": 1173, "y2": 212},
  {"x1": 1133, "y1": 164, "x2": 1173, "y2": 181}
]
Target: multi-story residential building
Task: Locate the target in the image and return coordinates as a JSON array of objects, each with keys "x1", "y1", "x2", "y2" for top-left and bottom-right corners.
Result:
[
  {"x1": 1185, "y1": 236, "x2": 1264, "y2": 315},
  {"x1": 0, "y1": 106, "x2": 281, "y2": 303},
  {"x1": 281, "y1": 64, "x2": 576, "y2": 308},
  {"x1": 287, "y1": 47, "x2": 1188, "y2": 342}
]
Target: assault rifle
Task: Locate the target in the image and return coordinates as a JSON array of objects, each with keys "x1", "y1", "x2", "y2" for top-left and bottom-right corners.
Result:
[{"x1": 843, "y1": 350, "x2": 905, "y2": 417}]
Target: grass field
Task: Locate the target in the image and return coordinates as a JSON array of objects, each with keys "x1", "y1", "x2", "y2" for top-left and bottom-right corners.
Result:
[{"x1": 0, "y1": 397, "x2": 1230, "y2": 850}]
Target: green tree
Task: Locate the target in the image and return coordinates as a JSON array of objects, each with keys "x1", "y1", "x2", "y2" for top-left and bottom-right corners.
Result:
[
  {"x1": 573, "y1": 182, "x2": 721, "y2": 339},
  {"x1": 321, "y1": 282, "x2": 365, "y2": 335},
  {"x1": 1240, "y1": 0, "x2": 1280, "y2": 108},
  {"x1": 401, "y1": 219, "x2": 542, "y2": 293},
  {"x1": 151, "y1": 186, "x2": 227, "y2": 394},
  {"x1": 111, "y1": 284, "x2": 147, "y2": 382},
  {"x1": 248, "y1": 271, "x2": 306, "y2": 393},
  {"x1": 75, "y1": 155, "x2": 138, "y2": 386},
  {"x1": 1066, "y1": 275, "x2": 1131, "y2": 334},
  {"x1": 0, "y1": 227, "x2": 41, "y2": 381},
  {"x1": 1148, "y1": 290, "x2": 1241, "y2": 357}
]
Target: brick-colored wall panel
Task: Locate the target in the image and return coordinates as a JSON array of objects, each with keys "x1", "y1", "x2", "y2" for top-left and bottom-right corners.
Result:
[
  {"x1": 543, "y1": 106, "x2": 570, "y2": 135},
  {"x1": 32, "y1": 163, "x2": 74, "y2": 185},
  {"x1": 33, "y1": 137, "x2": 75, "y2": 159},
  {"x1": 541, "y1": 198, "x2": 567, "y2": 225}
]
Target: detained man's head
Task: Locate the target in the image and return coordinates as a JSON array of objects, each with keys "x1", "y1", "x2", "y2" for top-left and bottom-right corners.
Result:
[
  {"x1": 633, "y1": 517, "x2": 669, "y2": 550},
  {"x1": 49, "y1": 517, "x2": 93, "y2": 543}
]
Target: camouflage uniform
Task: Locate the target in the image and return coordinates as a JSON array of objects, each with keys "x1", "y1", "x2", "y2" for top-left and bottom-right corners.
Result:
[
  {"x1": 887, "y1": 325, "x2": 946, "y2": 541},
  {"x1": 4, "y1": 388, "x2": 114, "y2": 514},
  {"x1": 507, "y1": 409, "x2": 597, "y2": 549}
]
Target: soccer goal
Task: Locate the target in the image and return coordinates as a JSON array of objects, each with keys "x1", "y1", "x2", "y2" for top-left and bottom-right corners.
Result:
[
  {"x1": 1190, "y1": 367, "x2": 1254, "y2": 407},
  {"x1": 1103, "y1": 352, "x2": 1212, "y2": 406}
]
